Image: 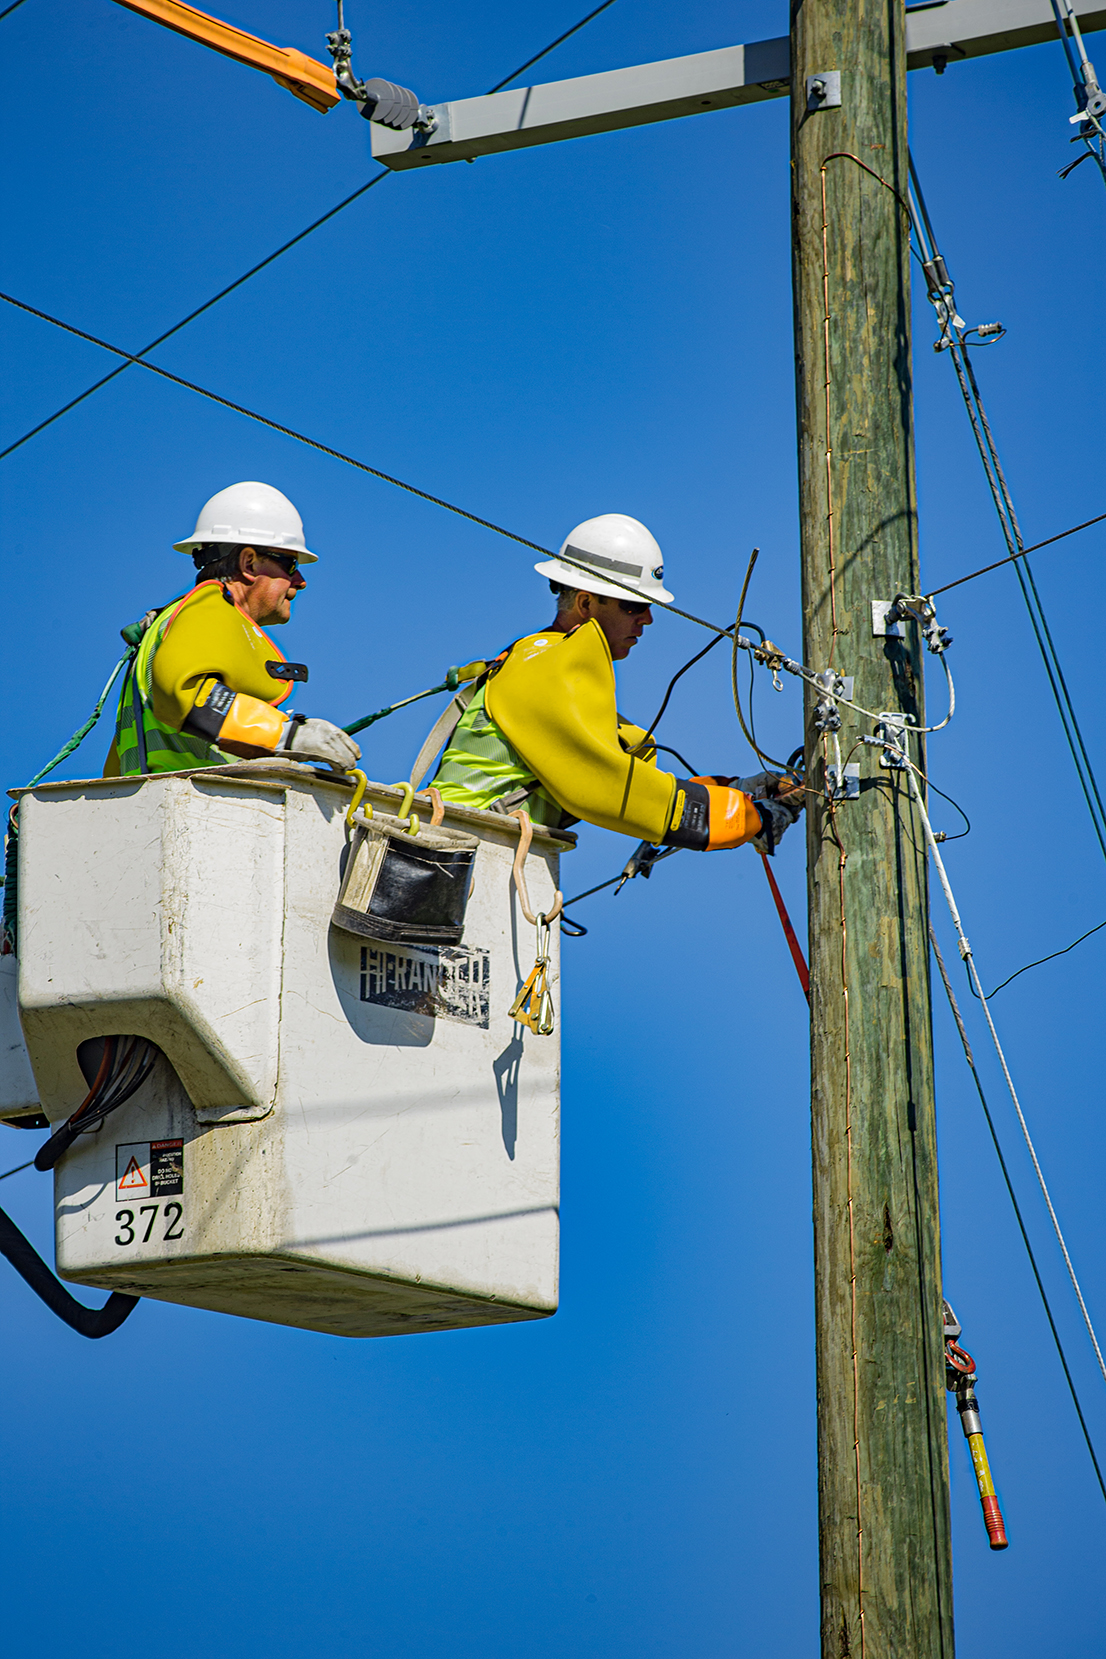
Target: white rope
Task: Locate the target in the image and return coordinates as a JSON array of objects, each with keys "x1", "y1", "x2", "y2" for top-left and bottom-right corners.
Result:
[{"x1": 906, "y1": 764, "x2": 1106, "y2": 1387}]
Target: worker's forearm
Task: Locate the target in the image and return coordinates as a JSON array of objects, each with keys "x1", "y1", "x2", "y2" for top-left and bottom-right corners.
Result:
[
  {"x1": 182, "y1": 678, "x2": 286, "y2": 751},
  {"x1": 662, "y1": 779, "x2": 762, "y2": 851}
]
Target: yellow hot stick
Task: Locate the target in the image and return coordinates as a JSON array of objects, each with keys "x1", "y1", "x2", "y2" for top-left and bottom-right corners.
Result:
[{"x1": 967, "y1": 1432, "x2": 1008, "y2": 1549}]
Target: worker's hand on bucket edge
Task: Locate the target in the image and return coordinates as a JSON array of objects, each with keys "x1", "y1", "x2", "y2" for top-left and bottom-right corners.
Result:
[{"x1": 282, "y1": 715, "x2": 361, "y2": 771}]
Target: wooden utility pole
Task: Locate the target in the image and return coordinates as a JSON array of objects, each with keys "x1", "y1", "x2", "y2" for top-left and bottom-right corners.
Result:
[{"x1": 791, "y1": 3, "x2": 954, "y2": 1655}]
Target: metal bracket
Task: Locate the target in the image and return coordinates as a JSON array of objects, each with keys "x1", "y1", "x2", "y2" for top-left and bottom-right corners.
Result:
[
  {"x1": 876, "y1": 713, "x2": 909, "y2": 769},
  {"x1": 826, "y1": 762, "x2": 860, "y2": 801},
  {"x1": 871, "y1": 599, "x2": 904, "y2": 638},
  {"x1": 806, "y1": 71, "x2": 841, "y2": 109}
]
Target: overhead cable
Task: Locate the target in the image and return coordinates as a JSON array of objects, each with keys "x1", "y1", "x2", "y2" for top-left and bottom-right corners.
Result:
[
  {"x1": 0, "y1": 0, "x2": 30, "y2": 18},
  {"x1": 0, "y1": 297, "x2": 956, "y2": 733},
  {"x1": 908, "y1": 763, "x2": 1106, "y2": 1392},
  {"x1": 486, "y1": 0, "x2": 618, "y2": 94},
  {"x1": 0, "y1": 287, "x2": 751, "y2": 639},
  {"x1": 928, "y1": 510, "x2": 1106, "y2": 596},
  {"x1": 969, "y1": 917, "x2": 1106, "y2": 1001},
  {"x1": 0, "y1": 174, "x2": 391, "y2": 462},
  {"x1": 929, "y1": 926, "x2": 1106, "y2": 1507},
  {"x1": 0, "y1": 2, "x2": 621, "y2": 461},
  {"x1": 908, "y1": 158, "x2": 1106, "y2": 864}
]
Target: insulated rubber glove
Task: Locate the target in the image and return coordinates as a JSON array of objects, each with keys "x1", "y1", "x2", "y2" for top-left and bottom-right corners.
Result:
[
  {"x1": 728, "y1": 772, "x2": 805, "y2": 855},
  {"x1": 282, "y1": 716, "x2": 361, "y2": 771},
  {"x1": 750, "y1": 796, "x2": 803, "y2": 856}
]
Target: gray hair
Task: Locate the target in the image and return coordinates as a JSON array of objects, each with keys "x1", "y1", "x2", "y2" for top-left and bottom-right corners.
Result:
[{"x1": 549, "y1": 581, "x2": 581, "y2": 613}]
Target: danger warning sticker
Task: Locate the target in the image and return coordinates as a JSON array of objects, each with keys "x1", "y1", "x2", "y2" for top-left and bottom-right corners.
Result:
[
  {"x1": 150, "y1": 1140, "x2": 183, "y2": 1197},
  {"x1": 116, "y1": 1140, "x2": 184, "y2": 1200},
  {"x1": 116, "y1": 1143, "x2": 149, "y2": 1198}
]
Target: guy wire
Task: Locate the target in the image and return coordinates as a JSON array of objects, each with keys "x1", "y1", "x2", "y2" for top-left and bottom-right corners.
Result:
[{"x1": 929, "y1": 924, "x2": 1106, "y2": 1506}]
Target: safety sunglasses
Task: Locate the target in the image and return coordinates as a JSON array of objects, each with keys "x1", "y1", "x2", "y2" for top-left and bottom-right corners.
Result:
[
  {"x1": 617, "y1": 599, "x2": 650, "y2": 616},
  {"x1": 264, "y1": 550, "x2": 301, "y2": 579}
]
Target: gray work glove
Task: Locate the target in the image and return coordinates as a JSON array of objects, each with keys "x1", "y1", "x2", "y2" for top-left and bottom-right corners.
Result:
[
  {"x1": 726, "y1": 772, "x2": 805, "y2": 856},
  {"x1": 282, "y1": 715, "x2": 361, "y2": 771}
]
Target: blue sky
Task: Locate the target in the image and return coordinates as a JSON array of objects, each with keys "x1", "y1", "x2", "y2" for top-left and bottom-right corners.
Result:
[{"x1": 1, "y1": 3, "x2": 1105, "y2": 1654}]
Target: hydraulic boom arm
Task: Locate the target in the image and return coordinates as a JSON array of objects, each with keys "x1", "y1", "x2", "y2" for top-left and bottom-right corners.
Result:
[{"x1": 107, "y1": 0, "x2": 340, "y2": 111}]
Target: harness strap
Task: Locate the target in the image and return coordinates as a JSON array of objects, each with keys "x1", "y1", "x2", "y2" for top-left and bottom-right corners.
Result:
[
  {"x1": 130, "y1": 658, "x2": 149, "y2": 776},
  {"x1": 409, "y1": 680, "x2": 480, "y2": 791}
]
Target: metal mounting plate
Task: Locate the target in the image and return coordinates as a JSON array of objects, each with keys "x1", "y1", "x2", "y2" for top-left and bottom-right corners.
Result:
[
  {"x1": 806, "y1": 70, "x2": 842, "y2": 109},
  {"x1": 871, "y1": 599, "x2": 905, "y2": 638},
  {"x1": 826, "y1": 762, "x2": 860, "y2": 801}
]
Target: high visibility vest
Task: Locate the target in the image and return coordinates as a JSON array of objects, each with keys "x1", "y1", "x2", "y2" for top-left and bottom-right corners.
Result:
[
  {"x1": 113, "y1": 605, "x2": 229, "y2": 775},
  {"x1": 433, "y1": 682, "x2": 565, "y2": 826},
  {"x1": 109, "y1": 583, "x2": 291, "y2": 777}
]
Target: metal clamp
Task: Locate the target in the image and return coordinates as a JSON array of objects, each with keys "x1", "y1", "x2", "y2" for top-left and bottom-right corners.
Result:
[{"x1": 876, "y1": 713, "x2": 909, "y2": 770}]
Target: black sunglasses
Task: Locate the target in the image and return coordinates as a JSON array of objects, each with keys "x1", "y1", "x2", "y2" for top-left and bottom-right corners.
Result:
[
  {"x1": 617, "y1": 599, "x2": 650, "y2": 616},
  {"x1": 263, "y1": 550, "x2": 301, "y2": 578}
]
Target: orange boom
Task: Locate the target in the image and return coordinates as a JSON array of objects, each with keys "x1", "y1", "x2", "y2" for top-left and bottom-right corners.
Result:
[{"x1": 109, "y1": 0, "x2": 340, "y2": 111}]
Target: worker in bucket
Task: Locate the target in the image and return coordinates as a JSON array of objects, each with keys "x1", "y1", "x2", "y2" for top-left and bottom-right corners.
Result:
[
  {"x1": 430, "y1": 514, "x2": 803, "y2": 854},
  {"x1": 105, "y1": 482, "x2": 360, "y2": 777}
]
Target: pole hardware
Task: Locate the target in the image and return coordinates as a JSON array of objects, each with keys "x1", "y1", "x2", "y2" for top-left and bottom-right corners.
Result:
[
  {"x1": 812, "y1": 669, "x2": 853, "y2": 733},
  {"x1": 825, "y1": 762, "x2": 860, "y2": 801},
  {"x1": 885, "y1": 594, "x2": 955, "y2": 655},
  {"x1": 805, "y1": 70, "x2": 841, "y2": 109},
  {"x1": 875, "y1": 714, "x2": 909, "y2": 769},
  {"x1": 325, "y1": 2, "x2": 435, "y2": 131},
  {"x1": 871, "y1": 598, "x2": 905, "y2": 638},
  {"x1": 1069, "y1": 59, "x2": 1106, "y2": 121},
  {"x1": 943, "y1": 1299, "x2": 1010, "y2": 1551}
]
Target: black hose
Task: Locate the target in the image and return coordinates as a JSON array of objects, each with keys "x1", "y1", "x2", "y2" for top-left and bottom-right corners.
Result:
[{"x1": 0, "y1": 1204, "x2": 138, "y2": 1338}]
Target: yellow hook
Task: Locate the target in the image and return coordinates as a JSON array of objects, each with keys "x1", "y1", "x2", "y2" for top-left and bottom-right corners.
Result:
[
  {"x1": 345, "y1": 769, "x2": 371, "y2": 828},
  {"x1": 389, "y1": 781, "x2": 420, "y2": 837}
]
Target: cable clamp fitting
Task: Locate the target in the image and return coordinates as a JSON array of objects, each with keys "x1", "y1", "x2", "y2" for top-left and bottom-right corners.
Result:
[
  {"x1": 885, "y1": 594, "x2": 954, "y2": 654},
  {"x1": 811, "y1": 668, "x2": 853, "y2": 733},
  {"x1": 876, "y1": 713, "x2": 908, "y2": 770},
  {"x1": 754, "y1": 639, "x2": 788, "y2": 691}
]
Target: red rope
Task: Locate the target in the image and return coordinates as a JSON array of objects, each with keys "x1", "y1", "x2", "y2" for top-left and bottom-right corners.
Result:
[{"x1": 759, "y1": 852, "x2": 810, "y2": 1002}]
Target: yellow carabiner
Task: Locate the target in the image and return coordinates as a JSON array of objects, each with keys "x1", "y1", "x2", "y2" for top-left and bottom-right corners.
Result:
[
  {"x1": 389, "y1": 781, "x2": 420, "y2": 837},
  {"x1": 345, "y1": 769, "x2": 372, "y2": 828},
  {"x1": 508, "y1": 919, "x2": 555, "y2": 1035}
]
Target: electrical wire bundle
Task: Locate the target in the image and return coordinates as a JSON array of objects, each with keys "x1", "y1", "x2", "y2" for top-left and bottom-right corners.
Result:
[{"x1": 34, "y1": 1036, "x2": 159, "y2": 1173}]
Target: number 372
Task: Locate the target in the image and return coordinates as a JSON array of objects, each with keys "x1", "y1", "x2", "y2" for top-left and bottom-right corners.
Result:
[{"x1": 115, "y1": 1203, "x2": 184, "y2": 1246}]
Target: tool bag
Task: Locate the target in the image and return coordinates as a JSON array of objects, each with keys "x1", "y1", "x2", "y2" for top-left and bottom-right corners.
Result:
[{"x1": 332, "y1": 812, "x2": 478, "y2": 946}]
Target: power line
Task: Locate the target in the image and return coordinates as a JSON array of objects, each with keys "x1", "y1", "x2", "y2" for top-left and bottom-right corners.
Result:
[
  {"x1": 0, "y1": 287, "x2": 555, "y2": 553},
  {"x1": 0, "y1": 173, "x2": 391, "y2": 462},
  {"x1": 909, "y1": 158, "x2": 1106, "y2": 864},
  {"x1": 1, "y1": 289, "x2": 748, "y2": 639},
  {"x1": 1049, "y1": 0, "x2": 1106, "y2": 190},
  {"x1": 0, "y1": 0, "x2": 30, "y2": 19},
  {"x1": 910, "y1": 766, "x2": 1106, "y2": 1393},
  {"x1": 969, "y1": 917, "x2": 1106, "y2": 1001},
  {"x1": 0, "y1": 3, "x2": 621, "y2": 462},
  {"x1": 928, "y1": 510, "x2": 1106, "y2": 596},
  {"x1": 486, "y1": 0, "x2": 618, "y2": 94}
]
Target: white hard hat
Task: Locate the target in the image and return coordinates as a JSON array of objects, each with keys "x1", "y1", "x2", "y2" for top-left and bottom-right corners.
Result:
[
  {"x1": 534, "y1": 513, "x2": 673, "y2": 604},
  {"x1": 172, "y1": 481, "x2": 318, "y2": 562}
]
